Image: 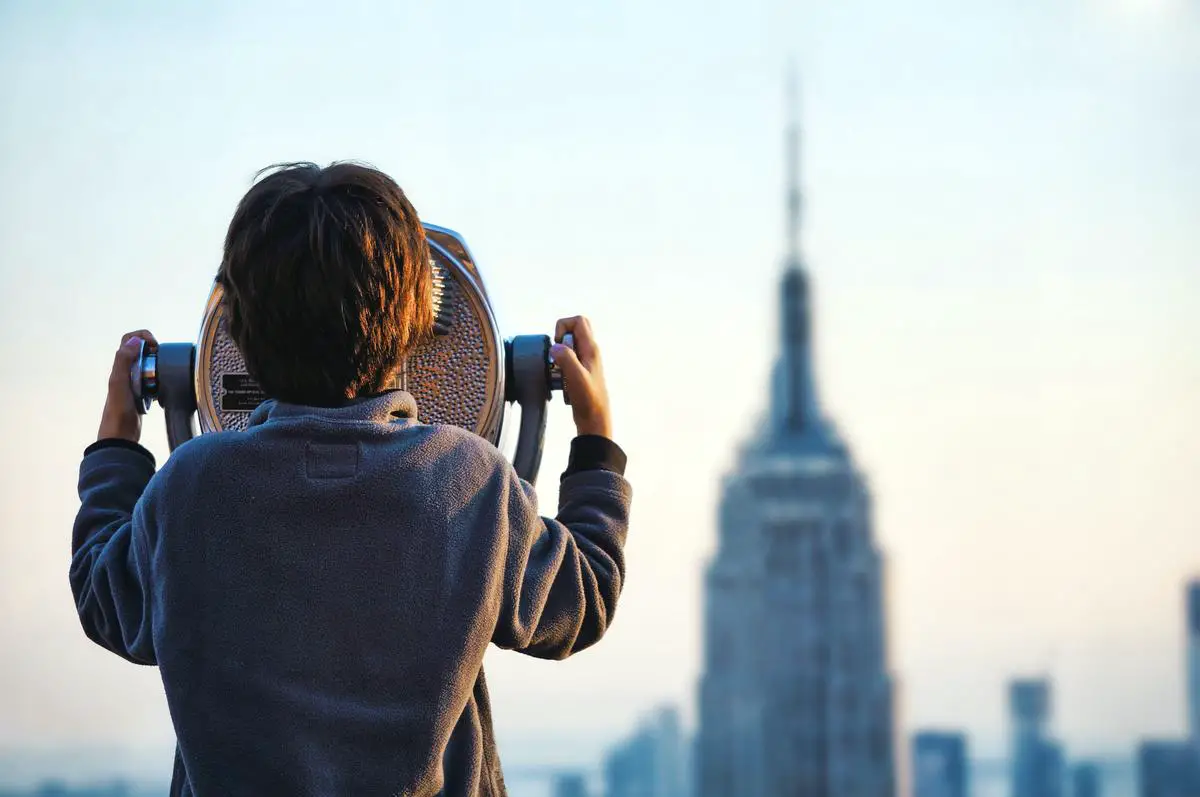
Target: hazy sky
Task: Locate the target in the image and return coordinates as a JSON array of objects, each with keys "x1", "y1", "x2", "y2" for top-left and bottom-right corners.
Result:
[{"x1": 1, "y1": 0, "x2": 1198, "y2": 784}]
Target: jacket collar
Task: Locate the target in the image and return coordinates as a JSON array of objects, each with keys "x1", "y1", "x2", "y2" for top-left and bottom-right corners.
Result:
[{"x1": 247, "y1": 389, "x2": 418, "y2": 428}]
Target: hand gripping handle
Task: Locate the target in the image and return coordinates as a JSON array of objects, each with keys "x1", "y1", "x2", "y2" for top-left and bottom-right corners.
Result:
[
  {"x1": 130, "y1": 341, "x2": 197, "y2": 451},
  {"x1": 505, "y1": 333, "x2": 573, "y2": 485}
]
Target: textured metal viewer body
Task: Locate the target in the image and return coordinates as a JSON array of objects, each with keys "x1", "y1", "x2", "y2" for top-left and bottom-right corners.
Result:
[{"x1": 133, "y1": 224, "x2": 568, "y2": 485}]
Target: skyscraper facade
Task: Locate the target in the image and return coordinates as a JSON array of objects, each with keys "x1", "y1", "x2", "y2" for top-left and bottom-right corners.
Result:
[
  {"x1": 912, "y1": 732, "x2": 968, "y2": 797},
  {"x1": 1137, "y1": 741, "x2": 1200, "y2": 797},
  {"x1": 604, "y1": 706, "x2": 688, "y2": 797},
  {"x1": 1009, "y1": 680, "x2": 1064, "y2": 797},
  {"x1": 1071, "y1": 762, "x2": 1101, "y2": 797},
  {"x1": 695, "y1": 75, "x2": 897, "y2": 797},
  {"x1": 551, "y1": 773, "x2": 590, "y2": 797},
  {"x1": 1132, "y1": 580, "x2": 1200, "y2": 797}
]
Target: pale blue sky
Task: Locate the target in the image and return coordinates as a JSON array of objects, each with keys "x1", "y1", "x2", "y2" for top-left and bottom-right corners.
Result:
[{"x1": 1, "y1": 0, "x2": 1198, "y2": 784}]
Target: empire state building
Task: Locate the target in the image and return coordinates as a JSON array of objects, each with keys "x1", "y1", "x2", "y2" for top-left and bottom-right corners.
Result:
[{"x1": 696, "y1": 80, "x2": 898, "y2": 797}]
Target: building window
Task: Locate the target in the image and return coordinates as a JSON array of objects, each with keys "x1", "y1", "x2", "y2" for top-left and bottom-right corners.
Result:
[
  {"x1": 856, "y1": 574, "x2": 871, "y2": 608},
  {"x1": 834, "y1": 520, "x2": 853, "y2": 559},
  {"x1": 767, "y1": 528, "x2": 802, "y2": 576}
]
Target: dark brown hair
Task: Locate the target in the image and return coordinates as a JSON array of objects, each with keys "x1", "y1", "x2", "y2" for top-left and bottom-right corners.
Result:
[{"x1": 218, "y1": 161, "x2": 433, "y2": 406}]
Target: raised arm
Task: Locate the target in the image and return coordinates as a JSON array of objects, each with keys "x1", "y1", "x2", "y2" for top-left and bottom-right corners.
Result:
[
  {"x1": 490, "y1": 315, "x2": 633, "y2": 658},
  {"x1": 69, "y1": 330, "x2": 162, "y2": 665}
]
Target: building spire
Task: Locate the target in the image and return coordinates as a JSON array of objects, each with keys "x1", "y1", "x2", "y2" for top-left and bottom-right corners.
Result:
[
  {"x1": 786, "y1": 60, "x2": 802, "y2": 269},
  {"x1": 774, "y1": 62, "x2": 817, "y2": 435}
]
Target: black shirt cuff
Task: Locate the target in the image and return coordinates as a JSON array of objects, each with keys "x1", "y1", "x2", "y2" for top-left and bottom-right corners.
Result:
[
  {"x1": 562, "y1": 435, "x2": 627, "y2": 481},
  {"x1": 84, "y1": 439, "x2": 156, "y2": 468}
]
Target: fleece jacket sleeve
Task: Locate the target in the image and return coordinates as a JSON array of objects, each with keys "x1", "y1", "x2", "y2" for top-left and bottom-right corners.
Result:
[
  {"x1": 70, "y1": 442, "x2": 159, "y2": 665},
  {"x1": 491, "y1": 443, "x2": 632, "y2": 660}
]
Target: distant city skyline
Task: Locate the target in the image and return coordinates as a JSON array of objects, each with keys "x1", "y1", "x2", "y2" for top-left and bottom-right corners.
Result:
[{"x1": 1, "y1": 0, "x2": 1199, "y2": 784}]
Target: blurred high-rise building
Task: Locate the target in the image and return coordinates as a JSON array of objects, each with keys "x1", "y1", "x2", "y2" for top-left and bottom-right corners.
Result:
[
  {"x1": 1009, "y1": 680, "x2": 1064, "y2": 797},
  {"x1": 1070, "y1": 762, "x2": 1101, "y2": 797},
  {"x1": 552, "y1": 772, "x2": 590, "y2": 797},
  {"x1": 695, "y1": 73, "x2": 897, "y2": 797},
  {"x1": 1132, "y1": 579, "x2": 1200, "y2": 797},
  {"x1": 1137, "y1": 741, "x2": 1200, "y2": 797},
  {"x1": 603, "y1": 706, "x2": 688, "y2": 797},
  {"x1": 912, "y1": 731, "x2": 968, "y2": 797},
  {"x1": 1044, "y1": 742, "x2": 1066, "y2": 797},
  {"x1": 1187, "y1": 580, "x2": 1200, "y2": 750}
]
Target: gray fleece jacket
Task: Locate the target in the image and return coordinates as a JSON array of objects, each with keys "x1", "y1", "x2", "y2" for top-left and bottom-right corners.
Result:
[{"x1": 70, "y1": 390, "x2": 631, "y2": 797}]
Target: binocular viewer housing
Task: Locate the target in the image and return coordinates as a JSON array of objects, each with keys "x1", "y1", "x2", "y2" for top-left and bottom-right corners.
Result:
[{"x1": 130, "y1": 224, "x2": 570, "y2": 485}]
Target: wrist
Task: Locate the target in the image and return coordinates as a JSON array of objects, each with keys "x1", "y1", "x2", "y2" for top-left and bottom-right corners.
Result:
[
  {"x1": 574, "y1": 413, "x2": 612, "y2": 439},
  {"x1": 97, "y1": 419, "x2": 139, "y2": 444},
  {"x1": 98, "y1": 433, "x2": 139, "y2": 444}
]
